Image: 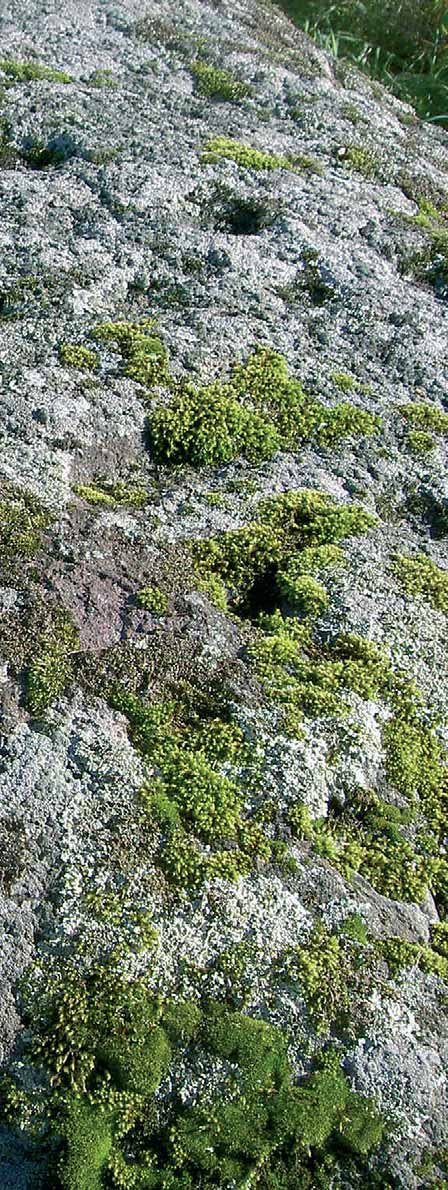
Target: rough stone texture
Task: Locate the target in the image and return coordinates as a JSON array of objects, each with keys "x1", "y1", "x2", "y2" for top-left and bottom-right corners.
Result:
[{"x1": 0, "y1": 0, "x2": 448, "y2": 1186}]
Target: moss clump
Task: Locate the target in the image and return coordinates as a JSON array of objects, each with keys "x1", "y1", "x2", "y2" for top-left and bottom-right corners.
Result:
[
  {"x1": 0, "y1": 488, "x2": 51, "y2": 561},
  {"x1": 59, "y1": 343, "x2": 98, "y2": 370},
  {"x1": 26, "y1": 608, "x2": 79, "y2": 718},
  {"x1": 276, "y1": 922, "x2": 354, "y2": 1034},
  {"x1": 0, "y1": 59, "x2": 72, "y2": 83},
  {"x1": 192, "y1": 489, "x2": 375, "y2": 616},
  {"x1": 105, "y1": 690, "x2": 264, "y2": 892},
  {"x1": 148, "y1": 377, "x2": 279, "y2": 466},
  {"x1": 190, "y1": 61, "x2": 252, "y2": 100},
  {"x1": 147, "y1": 347, "x2": 381, "y2": 467},
  {"x1": 331, "y1": 372, "x2": 369, "y2": 393},
  {"x1": 339, "y1": 144, "x2": 380, "y2": 178},
  {"x1": 136, "y1": 586, "x2": 169, "y2": 615},
  {"x1": 92, "y1": 319, "x2": 169, "y2": 387},
  {"x1": 249, "y1": 620, "x2": 393, "y2": 731},
  {"x1": 279, "y1": 573, "x2": 329, "y2": 617},
  {"x1": 406, "y1": 429, "x2": 436, "y2": 454},
  {"x1": 15, "y1": 948, "x2": 383, "y2": 1189},
  {"x1": 74, "y1": 480, "x2": 148, "y2": 509},
  {"x1": 404, "y1": 201, "x2": 448, "y2": 298},
  {"x1": 60, "y1": 1098, "x2": 113, "y2": 1190},
  {"x1": 202, "y1": 136, "x2": 298, "y2": 172},
  {"x1": 399, "y1": 400, "x2": 448, "y2": 436},
  {"x1": 377, "y1": 936, "x2": 448, "y2": 981},
  {"x1": 393, "y1": 552, "x2": 448, "y2": 614},
  {"x1": 87, "y1": 68, "x2": 117, "y2": 88}
]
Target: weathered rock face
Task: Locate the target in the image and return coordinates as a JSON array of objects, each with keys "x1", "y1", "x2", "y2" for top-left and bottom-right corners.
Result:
[{"x1": 0, "y1": 0, "x2": 448, "y2": 1186}]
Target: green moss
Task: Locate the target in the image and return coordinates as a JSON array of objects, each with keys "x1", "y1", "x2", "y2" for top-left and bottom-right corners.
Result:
[
  {"x1": 60, "y1": 343, "x2": 98, "y2": 370},
  {"x1": 92, "y1": 319, "x2": 169, "y2": 387},
  {"x1": 406, "y1": 429, "x2": 436, "y2": 454},
  {"x1": 136, "y1": 586, "x2": 169, "y2": 615},
  {"x1": 377, "y1": 936, "x2": 448, "y2": 981},
  {"x1": 190, "y1": 61, "x2": 252, "y2": 100},
  {"x1": 393, "y1": 552, "x2": 448, "y2": 614},
  {"x1": 0, "y1": 59, "x2": 72, "y2": 83},
  {"x1": 194, "y1": 572, "x2": 228, "y2": 612},
  {"x1": 331, "y1": 372, "x2": 357, "y2": 391},
  {"x1": 202, "y1": 136, "x2": 298, "y2": 172},
  {"x1": 194, "y1": 489, "x2": 371, "y2": 600},
  {"x1": 26, "y1": 608, "x2": 78, "y2": 717},
  {"x1": 277, "y1": 923, "x2": 351, "y2": 1034},
  {"x1": 0, "y1": 488, "x2": 51, "y2": 561},
  {"x1": 147, "y1": 348, "x2": 380, "y2": 467},
  {"x1": 399, "y1": 401, "x2": 448, "y2": 436},
  {"x1": 277, "y1": 542, "x2": 344, "y2": 611},
  {"x1": 74, "y1": 480, "x2": 148, "y2": 508},
  {"x1": 60, "y1": 1098, "x2": 113, "y2": 1190},
  {"x1": 193, "y1": 489, "x2": 375, "y2": 618},
  {"x1": 148, "y1": 378, "x2": 279, "y2": 465},
  {"x1": 404, "y1": 201, "x2": 448, "y2": 297},
  {"x1": 279, "y1": 573, "x2": 329, "y2": 616},
  {"x1": 339, "y1": 144, "x2": 380, "y2": 178}
]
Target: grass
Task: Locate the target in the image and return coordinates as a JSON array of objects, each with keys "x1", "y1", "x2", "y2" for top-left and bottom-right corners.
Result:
[{"x1": 278, "y1": 0, "x2": 448, "y2": 126}]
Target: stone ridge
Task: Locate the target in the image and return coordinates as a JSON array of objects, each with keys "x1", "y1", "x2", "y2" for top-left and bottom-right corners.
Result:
[{"x1": 0, "y1": 0, "x2": 447, "y2": 1187}]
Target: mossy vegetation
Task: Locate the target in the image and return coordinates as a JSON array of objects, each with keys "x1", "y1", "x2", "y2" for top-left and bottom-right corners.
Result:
[
  {"x1": 377, "y1": 935, "x2": 448, "y2": 981},
  {"x1": 399, "y1": 400, "x2": 448, "y2": 436},
  {"x1": 26, "y1": 607, "x2": 79, "y2": 717},
  {"x1": 0, "y1": 487, "x2": 51, "y2": 562},
  {"x1": 60, "y1": 342, "x2": 98, "y2": 370},
  {"x1": 0, "y1": 59, "x2": 72, "y2": 83},
  {"x1": 92, "y1": 319, "x2": 169, "y2": 386},
  {"x1": 136, "y1": 585, "x2": 169, "y2": 614},
  {"x1": 403, "y1": 202, "x2": 448, "y2": 298},
  {"x1": 6, "y1": 951, "x2": 384, "y2": 1189},
  {"x1": 338, "y1": 145, "x2": 380, "y2": 178},
  {"x1": 190, "y1": 60, "x2": 252, "y2": 100},
  {"x1": 406, "y1": 429, "x2": 436, "y2": 455},
  {"x1": 393, "y1": 552, "x2": 448, "y2": 614},
  {"x1": 202, "y1": 136, "x2": 299, "y2": 172},
  {"x1": 192, "y1": 488, "x2": 375, "y2": 618},
  {"x1": 74, "y1": 480, "x2": 149, "y2": 508},
  {"x1": 147, "y1": 347, "x2": 381, "y2": 466}
]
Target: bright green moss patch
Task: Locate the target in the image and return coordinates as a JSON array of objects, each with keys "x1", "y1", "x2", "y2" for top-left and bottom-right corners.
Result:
[
  {"x1": 278, "y1": 573, "x2": 329, "y2": 616},
  {"x1": 192, "y1": 489, "x2": 375, "y2": 616},
  {"x1": 0, "y1": 59, "x2": 72, "y2": 83},
  {"x1": 92, "y1": 319, "x2": 169, "y2": 386},
  {"x1": 60, "y1": 1098, "x2": 113, "y2": 1190},
  {"x1": 399, "y1": 400, "x2": 448, "y2": 436},
  {"x1": 105, "y1": 688, "x2": 265, "y2": 892},
  {"x1": 26, "y1": 609, "x2": 78, "y2": 718},
  {"x1": 136, "y1": 585, "x2": 169, "y2": 614},
  {"x1": 406, "y1": 429, "x2": 436, "y2": 454},
  {"x1": 10, "y1": 948, "x2": 384, "y2": 1189},
  {"x1": 339, "y1": 144, "x2": 381, "y2": 178},
  {"x1": 377, "y1": 936, "x2": 448, "y2": 981},
  {"x1": 87, "y1": 68, "x2": 118, "y2": 88},
  {"x1": 60, "y1": 342, "x2": 98, "y2": 370},
  {"x1": 190, "y1": 60, "x2": 252, "y2": 100},
  {"x1": 277, "y1": 922, "x2": 354, "y2": 1034},
  {"x1": 147, "y1": 347, "x2": 381, "y2": 467},
  {"x1": 393, "y1": 553, "x2": 448, "y2": 614},
  {"x1": 404, "y1": 201, "x2": 448, "y2": 298},
  {"x1": 0, "y1": 488, "x2": 51, "y2": 561},
  {"x1": 148, "y1": 377, "x2": 279, "y2": 465},
  {"x1": 202, "y1": 136, "x2": 298, "y2": 171},
  {"x1": 74, "y1": 480, "x2": 148, "y2": 508}
]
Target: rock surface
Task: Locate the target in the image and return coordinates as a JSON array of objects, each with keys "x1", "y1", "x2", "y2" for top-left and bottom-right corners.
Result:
[{"x1": 0, "y1": 0, "x2": 448, "y2": 1186}]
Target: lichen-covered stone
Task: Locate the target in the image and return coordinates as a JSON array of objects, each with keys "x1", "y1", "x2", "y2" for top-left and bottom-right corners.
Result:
[{"x1": 0, "y1": 0, "x2": 447, "y2": 1185}]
